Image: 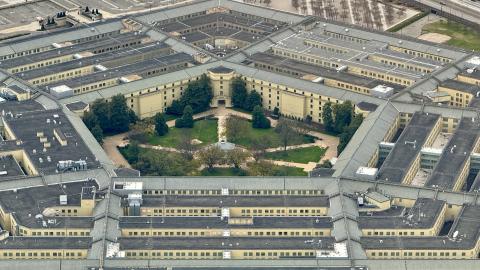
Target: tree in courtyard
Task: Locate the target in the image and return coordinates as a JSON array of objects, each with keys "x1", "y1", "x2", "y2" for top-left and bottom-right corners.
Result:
[
  {"x1": 322, "y1": 102, "x2": 334, "y2": 133},
  {"x1": 109, "y1": 95, "x2": 132, "y2": 133},
  {"x1": 181, "y1": 74, "x2": 213, "y2": 113},
  {"x1": 90, "y1": 124, "x2": 104, "y2": 144},
  {"x1": 275, "y1": 118, "x2": 298, "y2": 152},
  {"x1": 154, "y1": 113, "x2": 168, "y2": 136},
  {"x1": 244, "y1": 90, "x2": 262, "y2": 111},
  {"x1": 175, "y1": 105, "x2": 194, "y2": 128},
  {"x1": 231, "y1": 77, "x2": 248, "y2": 109},
  {"x1": 337, "y1": 113, "x2": 364, "y2": 154},
  {"x1": 252, "y1": 106, "x2": 271, "y2": 129},
  {"x1": 250, "y1": 136, "x2": 269, "y2": 161},
  {"x1": 333, "y1": 100, "x2": 353, "y2": 134},
  {"x1": 176, "y1": 130, "x2": 197, "y2": 160},
  {"x1": 198, "y1": 146, "x2": 224, "y2": 171},
  {"x1": 225, "y1": 116, "x2": 248, "y2": 142},
  {"x1": 90, "y1": 99, "x2": 110, "y2": 132},
  {"x1": 166, "y1": 100, "x2": 184, "y2": 115},
  {"x1": 226, "y1": 148, "x2": 250, "y2": 169},
  {"x1": 248, "y1": 160, "x2": 274, "y2": 176}
]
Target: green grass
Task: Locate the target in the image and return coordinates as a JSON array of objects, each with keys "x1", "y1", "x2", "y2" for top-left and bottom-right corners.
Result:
[
  {"x1": 230, "y1": 119, "x2": 315, "y2": 148},
  {"x1": 147, "y1": 119, "x2": 218, "y2": 147},
  {"x1": 200, "y1": 166, "x2": 307, "y2": 176},
  {"x1": 272, "y1": 166, "x2": 308, "y2": 176},
  {"x1": 422, "y1": 20, "x2": 480, "y2": 51},
  {"x1": 264, "y1": 146, "x2": 327, "y2": 164},
  {"x1": 200, "y1": 168, "x2": 248, "y2": 176}
]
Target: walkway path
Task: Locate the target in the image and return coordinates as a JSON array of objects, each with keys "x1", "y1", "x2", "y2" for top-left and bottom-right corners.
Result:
[
  {"x1": 102, "y1": 133, "x2": 131, "y2": 168},
  {"x1": 103, "y1": 107, "x2": 338, "y2": 172}
]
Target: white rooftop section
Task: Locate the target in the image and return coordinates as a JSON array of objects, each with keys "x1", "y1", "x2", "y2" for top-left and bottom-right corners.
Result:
[
  {"x1": 466, "y1": 56, "x2": 480, "y2": 66},
  {"x1": 356, "y1": 167, "x2": 378, "y2": 176},
  {"x1": 51, "y1": 85, "x2": 72, "y2": 93},
  {"x1": 316, "y1": 242, "x2": 348, "y2": 258}
]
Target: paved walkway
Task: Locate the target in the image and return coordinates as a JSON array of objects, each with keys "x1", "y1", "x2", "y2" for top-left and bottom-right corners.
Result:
[
  {"x1": 102, "y1": 133, "x2": 131, "y2": 168},
  {"x1": 103, "y1": 107, "x2": 339, "y2": 172}
]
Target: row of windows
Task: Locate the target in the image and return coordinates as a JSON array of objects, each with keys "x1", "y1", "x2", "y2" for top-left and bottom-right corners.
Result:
[
  {"x1": 365, "y1": 231, "x2": 426, "y2": 236},
  {"x1": 1, "y1": 251, "x2": 83, "y2": 258},
  {"x1": 141, "y1": 189, "x2": 324, "y2": 195},
  {"x1": 127, "y1": 230, "x2": 325, "y2": 237},
  {"x1": 371, "y1": 251, "x2": 467, "y2": 257},
  {"x1": 29, "y1": 231, "x2": 90, "y2": 236}
]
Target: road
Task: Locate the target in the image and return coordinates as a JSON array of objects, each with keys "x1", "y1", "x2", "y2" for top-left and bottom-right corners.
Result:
[{"x1": 415, "y1": 0, "x2": 480, "y2": 25}]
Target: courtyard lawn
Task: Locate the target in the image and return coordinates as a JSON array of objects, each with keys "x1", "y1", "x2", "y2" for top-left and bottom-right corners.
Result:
[
  {"x1": 147, "y1": 119, "x2": 218, "y2": 147},
  {"x1": 200, "y1": 166, "x2": 307, "y2": 176},
  {"x1": 422, "y1": 20, "x2": 480, "y2": 51},
  {"x1": 265, "y1": 146, "x2": 327, "y2": 164},
  {"x1": 230, "y1": 119, "x2": 315, "y2": 148},
  {"x1": 273, "y1": 166, "x2": 308, "y2": 176},
  {"x1": 200, "y1": 168, "x2": 248, "y2": 176}
]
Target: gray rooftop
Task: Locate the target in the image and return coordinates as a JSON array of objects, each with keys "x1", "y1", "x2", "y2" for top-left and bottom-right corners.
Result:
[
  {"x1": 426, "y1": 118, "x2": 480, "y2": 190},
  {"x1": 377, "y1": 112, "x2": 440, "y2": 183},
  {"x1": 139, "y1": 195, "x2": 330, "y2": 208},
  {"x1": 119, "y1": 216, "x2": 333, "y2": 229}
]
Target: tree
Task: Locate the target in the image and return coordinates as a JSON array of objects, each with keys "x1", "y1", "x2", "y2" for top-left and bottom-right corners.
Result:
[
  {"x1": 333, "y1": 101, "x2": 353, "y2": 133},
  {"x1": 226, "y1": 148, "x2": 249, "y2": 168},
  {"x1": 252, "y1": 106, "x2": 271, "y2": 129},
  {"x1": 91, "y1": 124, "x2": 103, "y2": 144},
  {"x1": 225, "y1": 116, "x2": 248, "y2": 142},
  {"x1": 175, "y1": 105, "x2": 194, "y2": 128},
  {"x1": 250, "y1": 136, "x2": 269, "y2": 161},
  {"x1": 109, "y1": 95, "x2": 131, "y2": 133},
  {"x1": 176, "y1": 130, "x2": 197, "y2": 160},
  {"x1": 322, "y1": 102, "x2": 334, "y2": 133},
  {"x1": 275, "y1": 118, "x2": 298, "y2": 152},
  {"x1": 154, "y1": 113, "x2": 168, "y2": 136},
  {"x1": 248, "y1": 160, "x2": 274, "y2": 176},
  {"x1": 181, "y1": 74, "x2": 213, "y2": 113},
  {"x1": 198, "y1": 146, "x2": 224, "y2": 171},
  {"x1": 91, "y1": 99, "x2": 110, "y2": 132},
  {"x1": 338, "y1": 114, "x2": 364, "y2": 154},
  {"x1": 83, "y1": 111, "x2": 99, "y2": 130},
  {"x1": 166, "y1": 74, "x2": 213, "y2": 114},
  {"x1": 231, "y1": 77, "x2": 248, "y2": 109},
  {"x1": 272, "y1": 107, "x2": 280, "y2": 117},
  {"x1": 166, "y1": 100, "x2": 184, "y2": 115},
  {"x1": 263, "y1": 0, "x2": 271, "y2": 6},
  {"x1": 244, "y1": 90, "x2": 262, "y2": 111}
]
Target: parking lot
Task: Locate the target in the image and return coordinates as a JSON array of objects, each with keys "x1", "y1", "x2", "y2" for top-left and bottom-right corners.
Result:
[
  {"x1": 75, "y1": 0, "x2": 188, "y2": 15},
  {"x1": 0, "y1": 0, "x2": 62, "y2": 31}
]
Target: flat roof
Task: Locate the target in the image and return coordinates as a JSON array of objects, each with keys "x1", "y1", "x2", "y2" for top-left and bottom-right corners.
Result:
[
  {"x1": 426, "y1": 118, "x2": 480, "y2": 190},
  {"x1": 1, "y1": 32, "x2": 148, "y2": 69},
  {"x1": 119, "y1": 216, "x2": 332, "y2": 229},
  {"x1": 1, "y1": 107, "x2": 101, "y2": 175},
  {"x1": 46, "y1": 52, "x2": 192, "y2": 90},
  {"x1": 440, "y1": 79, "x2": 480, "y2": 95},
  {"x1": 361, "y1": 205, "x2": 480, "y2": 250},
  {"x1": 0, "y1": 155, "x2": 25, "y2": 178},
  {"x1": 139, "y1": 195, "x2": 330, "y2": 208},
  {"x1": 0, "y1": 179, "x2": 97, "y2": 228},
  {"x1": 0, "y1": 237, "x2": 92, "y2": 249},
  {"x1": 377, "y1": 112, "x2": 440, "y2": 183},
  {"x1": 65, "y1": 101, "x2": 89, "y2": 111},
  {"x1": 249, "y1": 52, "x2": 403, "y2": 91},
  {"x1": 119, "y1": 237, "x2": 336, "y2": 250},
  {"x1": 359, "y1": 198, "x2": 445, "y2": 229},
  {"x1": 19, "y1": 42, "x2": 170, "y2": 80}
]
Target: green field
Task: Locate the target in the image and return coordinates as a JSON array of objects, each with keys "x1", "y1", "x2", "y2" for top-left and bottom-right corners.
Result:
[
  {"x1": 230, "y1": 119, "x2": 315, "y2": 148},
  {"x1": 147, "y1": 119, "x2": 218, "y2": 147},
  {"x1": 265, "y1": 146, "x2": 327, "y2": 164},
  {"x1": 199, "y1": 166, "x2": 307, "y2": 176},
  {"x1": 200, "y1": 168, "x2": 248, "y2": 176},
  {"x1": 422, "y1": 20, "x2": 480, "y2": 51}
]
